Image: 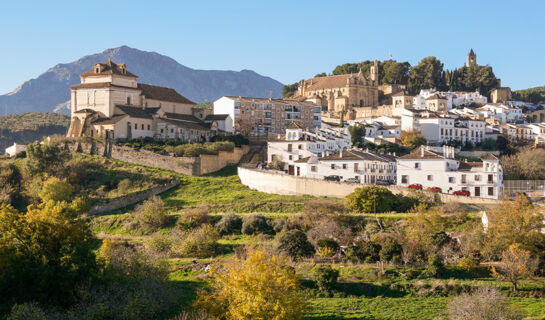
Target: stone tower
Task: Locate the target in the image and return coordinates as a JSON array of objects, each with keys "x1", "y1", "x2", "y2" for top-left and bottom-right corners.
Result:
[
  {"x1": 370, "y1": 60, "x2": 379, "y2": 84},
  {"x1": 466, "y1": 48, "x2": 477, "y2": 67}
]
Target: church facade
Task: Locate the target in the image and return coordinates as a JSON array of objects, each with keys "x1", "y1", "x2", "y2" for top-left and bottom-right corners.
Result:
[
  {"x1": 67, "y1": 60, "x2": 229, "y2": 141},
  {"x1": 297, "y1": 60, "x2": 380, "y2": 120}
]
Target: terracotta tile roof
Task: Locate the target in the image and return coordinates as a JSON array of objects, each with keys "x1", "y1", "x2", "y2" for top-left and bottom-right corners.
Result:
[
  {"x1": 287, "y1": 121, "x2": 305, "y2": 129},
  {"x1": 115, "y1": 105, "x2": 156, "y2": 119},
  {"x1": 458, "y1": 162, "x2": 483, "y2": 171},
  {"x1": 319, "y1": 150, "x2": 362, "y2": 161},
  {"x1": 138, "y1": 83, "x2": 196, "y2": 105},
  {"x1": 294, "y1": 156, "x2": 311, "y2": 163},
  {"x1": 81, "y1": 60, "x2": 138, "y2": 78},
  {"x1": 158, "y1": 117, "x2": 211, "y2": 130},
  {"x1": 481, "y1": 154, "x2": 499, "y2": 160},
  {"x1": 91, "y1": 115, "x2": 127, "y2": 125},
  {"x1": 205, "y1": 114, "x2": 229, "y2": 121},
  {"x1": 223, "y1": 96, "x2": 317, "y2": 106},
  {"x1": 397, "y1": 146, "x2": 444, "y2": 160},
  {"x1": 163, "y1": 112, "x2": 201, "y2": 122},
  {"x1": 70, "y1": 82, "x2": 141, "y2": 90},
  {"x1": 426, "y1": 94, "x2": 446, "y2": 100},
  {"x1": 392, "y1": 90, "x2": 413, "y2": 97},
  {"x1": 303, "y1": 73, "x2": 359, "y2": 91}
]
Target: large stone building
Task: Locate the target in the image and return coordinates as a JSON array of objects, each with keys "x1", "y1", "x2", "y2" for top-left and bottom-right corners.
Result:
[
  {"x1": 296, "y1": 60, "x2": 380, "y2": 120},
  {"x1": 67, "y1": 60, "x2": 229, "y2": 141}
]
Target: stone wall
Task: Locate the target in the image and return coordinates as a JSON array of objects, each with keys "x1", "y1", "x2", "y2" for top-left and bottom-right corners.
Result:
[
  {"x1": 88, "y1": 179, "x2": 180, "y2": 215},
  {"x1": 238, "y1": 166, "x2": 500, "y2": 204},
  {"x1": 67, "y1": 141, "x2": 250, "y2": 176}
]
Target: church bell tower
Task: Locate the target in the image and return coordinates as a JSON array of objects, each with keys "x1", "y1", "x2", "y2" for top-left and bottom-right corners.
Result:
[{"x1": 466, "y1": 49, "x2": 477, "y2": 67}]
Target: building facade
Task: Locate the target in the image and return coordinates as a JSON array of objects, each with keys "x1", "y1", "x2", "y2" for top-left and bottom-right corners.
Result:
[
  {"x1": 397, "y1": 146, "x2": 503, "y2": 199},
  {"x1": 214, "y1": 96, "x2": 321, "y2": 136},
  {"x1": 67, "y1": 60, "x2": 228, "y2": 141}
]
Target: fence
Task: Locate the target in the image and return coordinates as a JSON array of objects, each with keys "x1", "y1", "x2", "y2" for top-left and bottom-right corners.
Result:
[{"x1": 504, "y1": 180, "x2": 545, "y2": 193}]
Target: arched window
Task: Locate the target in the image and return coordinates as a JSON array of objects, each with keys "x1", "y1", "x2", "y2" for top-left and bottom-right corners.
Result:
[{"x1": 127, "y1": 96, "x2": 131, "y2": 105}]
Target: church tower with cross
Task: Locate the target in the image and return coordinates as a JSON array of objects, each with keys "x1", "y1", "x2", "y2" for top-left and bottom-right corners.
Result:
[{"x1": 466, "y1": 48, "x2": 477, "y2": 67}]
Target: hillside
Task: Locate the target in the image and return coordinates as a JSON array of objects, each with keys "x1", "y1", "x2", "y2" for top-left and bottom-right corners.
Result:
[
  {"x1": 0, "y1": 112, "x2": 69, "y2": 152},
  {"x1": 0, "y1": 45, "x2": 283, "y2": 114},
  {"x1": 513, "y1": 86, "x2": 545, "y2": 104}
]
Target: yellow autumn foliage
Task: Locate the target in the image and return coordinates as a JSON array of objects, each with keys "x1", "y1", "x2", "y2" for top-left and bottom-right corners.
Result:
[{"x1": 195, "y1": 248, "x2": 307, "y2": 320}]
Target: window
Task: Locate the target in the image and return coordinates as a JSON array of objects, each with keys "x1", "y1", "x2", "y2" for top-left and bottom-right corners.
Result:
[
  {"x1": 427, "y1": 175, "x2": 433, "y2": 181},
  {"x1": 160, "y1": 129, "x2": 164, "y2": 133},
  {"x1": 127, "y1": 96, "x2": 131, "y2": 105},
  {"x1": 311, "y1": 166, "x2": 317, "y2": 172},
  {"x1": 141, "y1": 124, "x2": 144, "y2": 130},
  {"x1": 488, "y1": 187, "x2": 494, "y2": 196},
  {"x1": 342, "y1": 164, "x2": 347, "y2": 169},
  {"x1": 461, "y1": 174, "x2": 466, "y2": 183},
  {"x1": 171, "y1": 129, "x2": 174, "y2": 133},
  {"x1": 298, "y1": 144, "x2": 302, "y2": 150},
  {"x1": 331, "y1": 164, "x2": 335, "y2": 170},
  {"x1": 414, "y1": 162, "x2": 420, "y2": 169},
  {"x1": 449, "y1": 177, "x2": 455, "y2": 183},
  {"x1": 354, "y1": 163, "x2": 359, "y2": 172},
  {"x1": 475, "y1": 175, "x2": 481, "y2": 181},
  {"x1": 134, "y1": 123, "x2": 137, "y2": 129},
  {"x1": 488, "y1": 174, "x2": 493, "y2": 183},
  {"x1": 288, "y1": 155, "x2": 292, "y2": 160},
  {"x1": 147, "y1": 124, "x2": 151, "y2": 130},
  {"x1": 401, "y1": 175, "x2": 408, "y2": 184},
  {"x1": 287, "y1": 144, "x2": 292, "y2": 152}
]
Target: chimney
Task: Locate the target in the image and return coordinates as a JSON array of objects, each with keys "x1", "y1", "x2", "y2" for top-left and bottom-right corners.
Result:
[
  {"x1": 421, "y1": 146, "x2": 425, "y2": 157},
  {"x1": 340, "y1": 150, "x2": 343, "y2": 158}
]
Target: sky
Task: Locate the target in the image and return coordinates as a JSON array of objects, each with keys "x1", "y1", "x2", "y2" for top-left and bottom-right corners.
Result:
[{"x1": 0, "y1": 0, "x2": 544, "y2": 94}]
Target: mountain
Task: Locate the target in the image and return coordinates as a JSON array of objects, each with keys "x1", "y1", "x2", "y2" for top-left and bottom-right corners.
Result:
[{"x1": 0, "y1": 46, "x2": 283, "y2": 114}]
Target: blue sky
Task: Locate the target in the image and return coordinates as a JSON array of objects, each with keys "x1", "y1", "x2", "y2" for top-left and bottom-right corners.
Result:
[{"x1": 0, "y1": 0, "x2": 543, "y2": 94}]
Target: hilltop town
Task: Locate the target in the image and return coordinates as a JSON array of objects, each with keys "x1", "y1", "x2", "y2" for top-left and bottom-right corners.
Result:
[{"x1": 2, "y1": 49, "x2": 545, "y2": 320}]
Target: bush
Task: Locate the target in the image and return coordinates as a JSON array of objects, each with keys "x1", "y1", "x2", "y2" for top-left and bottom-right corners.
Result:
[
  {"x1": 313, "y1": 265, "x2": 339, "y2": 293},
  {"x1": 379, "y1": 238, "x2": 402, "y2": 264},
  {"x1": 347, "y1": 240, "x2": 381, "y2": 263},
  {"x1": 270, "y1": 217, "x2": 288, "y2": 233},
  {"x1": 38, "y1": 177, "x2": 74, "y2": 203},
  {"x1": 458, "y1": 257, "x2": 478, "y2": 273},
  {"x1": 268, "y1": 158, "x2": 286, "y2": 171},
  {"x1": 133, "y1": 196, "x2": 170, "y2": 232},
  {"x1": 276, "y1": 229, "x2": 315, "y2": 260},
  {"x1": 423, "y1": 254, "x2": 445, "y2": 278},
  {"x1": 179, "y1": 205, "x2": 212, "y2": 229},
  {"x1": 316, "y1": 238, "x2": 340, "y2": 257},
  {"x1": 6, "y1": 302, "x2": 48, "y2": 320},
  {"x1": 241, "y1": 214, "x2": 270, "y2": 235},
  {"x1": 346, "y1": 186, "x2": 397, "y2": 213},
  {"x1": 447, "y1": 287, "x2": 523, "y2": 320},
  {"x1": 215, "y1": 214, "x2": 242, "y2": 235},
  {"x1": 174, "y1": 225, "x2": 220, "y2": 258}
]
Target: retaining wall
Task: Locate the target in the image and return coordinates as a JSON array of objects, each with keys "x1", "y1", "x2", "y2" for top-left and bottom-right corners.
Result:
[
  {"x1": 88, "y1": 179, "x2": 180, "y2": 215},
  {"x1": 237, "y1": 166, "x2": 500, "y2": 204}
]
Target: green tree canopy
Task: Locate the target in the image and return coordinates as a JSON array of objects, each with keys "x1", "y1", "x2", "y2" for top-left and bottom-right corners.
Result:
[
  {"x1": 407, "y1": 56, "x2": 445, "y2": 94},
  {"x1": 348, "y1": 123, "x2": 366, "y2": 147},
  {"x1": 345, "y1": 186, "x2": 397, "y2": 213}
]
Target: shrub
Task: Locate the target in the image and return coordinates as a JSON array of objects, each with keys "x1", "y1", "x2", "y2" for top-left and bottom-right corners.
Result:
[
  {"x1": 6, "y1": 302, "x2": 48, "y2": 320},
  {"x1": 276, "y1": 229, "x2": 315, "y2": 260},
  {"x1": 0, "y1": 163, "x2": 23, "y2": 207},
  {"x1": 447, "y1": 287, "x2": 523, "y2": 320},
  {"x1": 116, "y1": 178, "x2": 132, "y2": 195},
  {"x1": 316, "y1": 238, "x2": 340, "y2": 257},
  {"x1": 312, "y1": 265, "x2": 339, "y2": 293},
  {"x1": 215, "y1": 214, "x2": 242, "y2": 235},
  {"x1": 458, "y1": 257, "x2": 478, "y2": 273},
  {"x1": 133, "y1": 196, "x2": 170, "y2": 232},
  {"x1": 144, "y1": 233, "x2": 173, "y2": 258},
  {"x1": 179, "y1": 205, "x2": 212, "y2": 229},
  {"x1": 241, "y1": 214, "x2": 270, "y2": 235},
  {"x1": 379, "y1": 238, "x2": 402, "y2": 264},
  {"x1": 268, "y1": 157, "x2": 286, "y2": 171},
  {"x1": 423, "y1": 253, "x2": 445, "y2": 278},
  {"x1": 346, "y1": 186, "x2": 396, "y2": 213},
  {"x1": 174, "y1": 225, "x2": 220, "y2": 258},
  {"x1": 270, "y1": 217, "x2": 288, "y2": 233},
  {"x1": 38, "y1": 177, "x2": 74, "y2": 203},
  {"x1": 348, "y1": 240, "x2": 381, "y2": 263},
  {"x1": 195, "y1": 249, "x2": 306, "y2": 319}
]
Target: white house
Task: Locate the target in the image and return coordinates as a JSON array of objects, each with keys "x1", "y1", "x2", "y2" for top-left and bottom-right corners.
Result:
[
  {"x1": 476, "y1": 103, "x2": 523, "y2": 124},
  {"x1": 397, "y1": 146, "x2": 503, "y2": 199},
  {"x1": 267, "y1": 123, "x2": 351, "y2": 174},
  {"x1": 294, "y1": 149, "x2": 397, "y2": 184},
  {"x1": 5, "y1": 142, "x2": 28, "y2": 157}
]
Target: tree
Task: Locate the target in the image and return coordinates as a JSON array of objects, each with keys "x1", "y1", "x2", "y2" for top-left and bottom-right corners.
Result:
[
  {"x1": 493, "y1": 244, "x2": 538, "y2": 291},
  {"x1": 348, "y1": 123, "x2": 366, "y2": 147},
  {"x1": 447, "y1": 287, "x2": 523, "y2": 320},
  {"x1": 517, "y1": 148, "x2": 545, "y2": 179},
  {"x1": 0, "y1": 203, "x2": 98, "y2": 311},
  {"x1": 133, "y1": 196, "x2": 170, "y2": 232},
  {"x1": 379, "y1": 237, "x2": 403, "y2": 264},
  {"x1": 312, "y1": 265, "x2": 339, "y2": 293},
  {"x1": 381, "y1": 60, "x2": 410, "y2": 85},
  {"x1": 401, "y1": 131, "x2": 427, "y2": 150},
  {"x1": 314, "y1": 72, "x2": 327, "y2": 77},
  {"x1": 345, "y1": 186, "x2": 396, "y2": 213},
  {"x1": 276, "y1": 229, "x2": 315, "y2": 260},
  {"x1": 407, "y1": 56, "x2": 445, "y2": 94},
  {"x1": 0, "y1": 163, "x2": 23, "y2": 208},
  {"x1": 25, "y1": 141, "x2": 70, "y2": 176},
  {"x1": 282, "y1": 82, "x2": 299, "y2": 98},
  {"x1": 483, "y1": 196, "x2": 545, "y2": 259},
  {"x1": 38, "y1": 177, "x2": 74, "y2": 203},
  {"x1": 235, "y1": 117, "x2": 254, "y2": 136},
  {"x1": 195, "y1": 249, "x2": 307, "y2": 320}
]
